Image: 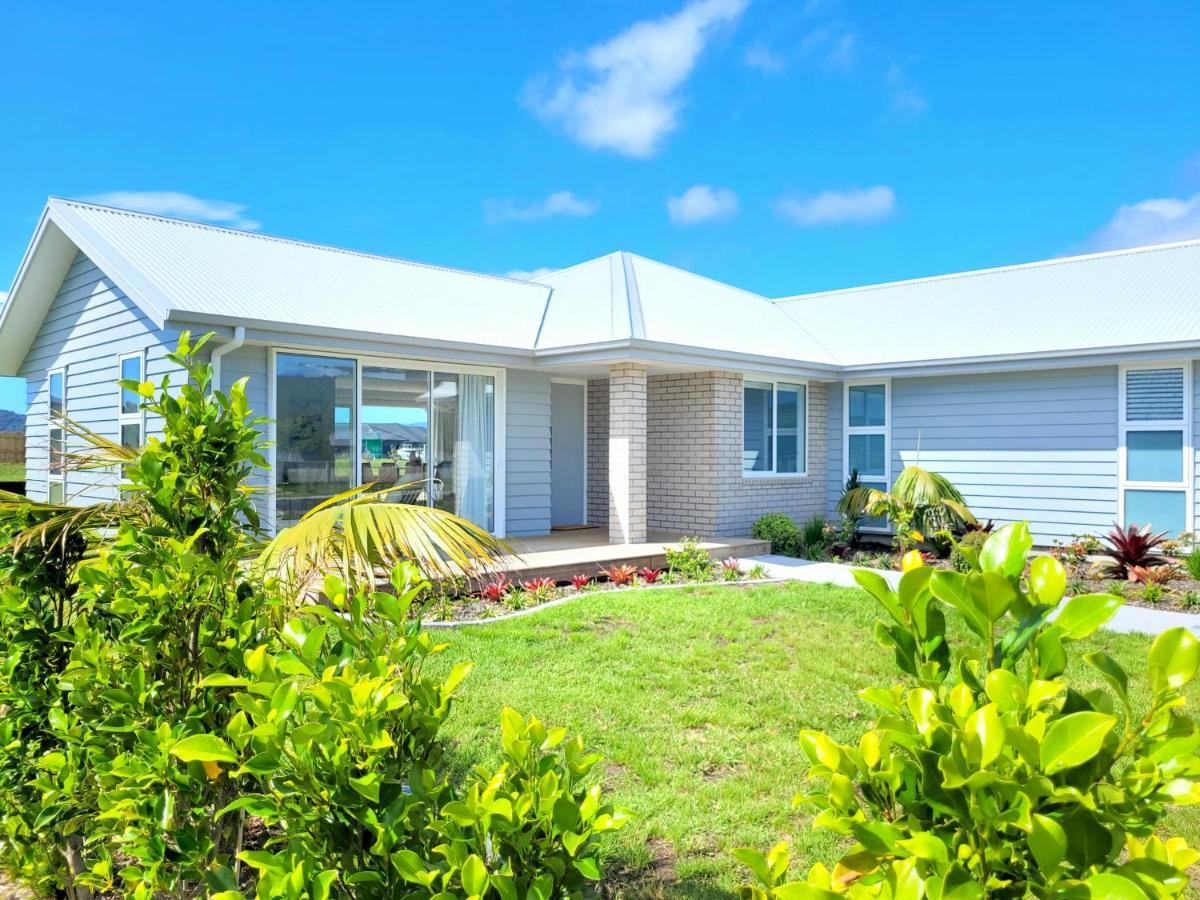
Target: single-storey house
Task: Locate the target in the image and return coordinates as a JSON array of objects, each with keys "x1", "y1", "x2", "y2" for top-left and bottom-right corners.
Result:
[{"x1": 2, "y1": 197, "x2": 1199, "y2": 546}]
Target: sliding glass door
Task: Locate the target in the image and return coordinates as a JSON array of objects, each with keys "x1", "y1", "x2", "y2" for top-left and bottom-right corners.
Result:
[
  {"x1": 275, "y1": 354, "x2": 356, "y2": 528},
  {"x1": 275, "y1": 352, "x2": 497, "y2": 533}
]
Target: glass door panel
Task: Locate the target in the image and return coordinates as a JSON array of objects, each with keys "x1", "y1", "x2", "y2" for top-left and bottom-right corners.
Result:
[
  {"x1": 275, "y1": 354, "x2": 356, "y2": 528},
  {"x1": 361, "y1": 367, "x2": 430, "y2": 504}
]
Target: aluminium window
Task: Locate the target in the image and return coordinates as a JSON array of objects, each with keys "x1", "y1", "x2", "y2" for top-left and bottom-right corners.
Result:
[
  {"x1": 118, "y1": 351, "x2": 146, "y2": 448},
  {"x1": 844, "y1": 381, "x2": 890, "y2": 530},
  {"x1": 743, "y1": 380, "x2": 807, "y2": 476},
  {"x1": 48, "y1": 368, "x2": 65, "y2": 503},
  {"x1": 1119, "y1": 363, "x2": 1191, "y2": 536}
]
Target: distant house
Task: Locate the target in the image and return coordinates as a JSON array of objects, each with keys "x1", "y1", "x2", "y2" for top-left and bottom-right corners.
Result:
[{"x1": 2, "y1": 197, "x2": 1198, "y2": 544}]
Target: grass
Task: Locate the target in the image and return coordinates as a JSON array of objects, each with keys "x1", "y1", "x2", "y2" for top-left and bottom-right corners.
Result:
[
  {"x1": 0, "y1": 462, "x2": 23, "y2": 481},
  {"x1": 429, "y1": 580, "x2": 1200, "y2": 897}
]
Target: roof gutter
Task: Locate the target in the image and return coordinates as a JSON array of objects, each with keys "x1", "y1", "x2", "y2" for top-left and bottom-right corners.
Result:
[{"x1": 210, "y1": 326, "x2": 245, "y2": 391}]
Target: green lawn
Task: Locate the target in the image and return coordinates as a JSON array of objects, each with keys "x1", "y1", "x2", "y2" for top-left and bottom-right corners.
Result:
[
  {"x1": 430, "y1": 581, "x2": 1200, "y2": 897},
  {"x1": 0, "y1": 462, "x2": 23, "y2": 482}
]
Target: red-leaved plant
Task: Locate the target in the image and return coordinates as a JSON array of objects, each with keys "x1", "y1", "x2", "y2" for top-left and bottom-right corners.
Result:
[
  {"x1": 521, "y1": 576, "x2": 557, "y2": 594},
  {"x1": 1103, "y1": 522, "x2": 1170, "y2": 580},
  {"x1": 571, "y1": 573, "x2": 592, "y2": 590},
  {"x1": 602, "y1": 563, "x2": 637, "y2": 586},
  {"x1": 638, "y1": 567, "x2": 662, "y2": 583},
  {"x1": 479, "y1": 575, "x2": 512, "y2": 602}
]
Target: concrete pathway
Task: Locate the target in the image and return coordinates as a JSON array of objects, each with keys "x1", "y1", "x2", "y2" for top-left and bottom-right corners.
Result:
[{"x1": 739, "y1": 554, "x2": 1200, "y2": 637}]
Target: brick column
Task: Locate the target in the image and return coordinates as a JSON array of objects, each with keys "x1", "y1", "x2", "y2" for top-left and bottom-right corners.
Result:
[{"x1": 608, "y1": 363, "x2": 647, "y2": 544}]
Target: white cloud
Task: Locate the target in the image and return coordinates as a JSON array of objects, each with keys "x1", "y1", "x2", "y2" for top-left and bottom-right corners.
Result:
[
  {"x1": 774, "y1": 185, "x2": 895, "y2": 226},
  {"x1": 799, "y1": 25, "x2": 857, "y2": 73},
  {"x1": 744, "y1": 42, "x2": 786, "y2": 73},
  {"x1": 505, "y1": 267, "x2": 556, "y2": 281},
  {"x1": 523, "y1": 0, "x2": 749, "y2": 158},
  {"x1": 483, "y1": 191, "x2": 598, "y2": 225},
  {"x1": 83, "y1": 191, "x2": 261, "y2": 230},
  {"x1": 667, "y1": 184, "x2": 740, "y2": 225},
  {"x1": 885, "y1": 64, "x2": 927, "y2": 114},
  {"x1": 1082, "y1": 193, "x2": 1200, "y2": 252}
]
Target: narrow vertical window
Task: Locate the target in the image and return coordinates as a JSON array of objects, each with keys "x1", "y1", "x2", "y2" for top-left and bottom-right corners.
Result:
[
  {"x1": 1120, "y1": 365, "x2": 1190, "y2": 535},
  {"x1": 118, "y1": 352, "x2": 145, "y2": 449},
  {"x1": 844, "y1": 382, "x2": 890, "y2": 529},
  {"x1": 48, "y1": 368, "x2": 65, "y2": 502}
]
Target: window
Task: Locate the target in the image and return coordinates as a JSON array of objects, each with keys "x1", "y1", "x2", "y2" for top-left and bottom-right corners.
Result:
[
  {"x1": 743, "y1": 380, "x2": 806, "y2": 475},
  {"x1": 48, "y1": 368, "x2": 65, "y2": 502},
  {"x1": 844, "y1": 381, "x2": 890, "y2": 529},
  {"x1": 118, "y1": 352, "x2": 145, "y2": 448},
  {"x1": 1120, "y1": 364, "x2": 1191, "y2": 535}
]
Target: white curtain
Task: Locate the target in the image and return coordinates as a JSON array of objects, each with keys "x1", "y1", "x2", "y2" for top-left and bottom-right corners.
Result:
[{"x1": 456, "y1": 375, "x2": 494, "y2": 529}]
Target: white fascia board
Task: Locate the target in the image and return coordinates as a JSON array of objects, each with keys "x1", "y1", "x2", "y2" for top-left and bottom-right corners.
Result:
[
  {"x1": 836, "y1": 340, "x2": 1200, "y2": 380},
  {"x1": 170, "y1": 314, "x2": 540, "y2": 369},
  {"x1": 533, "y1": 338, "x2": 839, "y2": 379},
  {"x1": 46, "y1": 199, "x2": 173, "y2": 329}
]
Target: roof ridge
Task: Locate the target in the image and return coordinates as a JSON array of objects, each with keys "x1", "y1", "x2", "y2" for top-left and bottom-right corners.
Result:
[
  {"x1": 621, "y1": 252, "x2": 646, "y2": 340},
  {"x1": 626, "y1": 252, "x2": 770, "y2": 301},
  {"x1": 49, "y1": 196, "x2": 549, "y2": 290},
  {"x1": 774, "y1": 236, "x2": 1200, "y2": 304}
]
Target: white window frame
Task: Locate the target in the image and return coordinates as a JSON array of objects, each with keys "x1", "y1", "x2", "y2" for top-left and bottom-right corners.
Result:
[
  {"x1": 268, "y1": 346, "x2": 507, "y2": 537},
  {"x1": 843, "y1": 379, "x2": 891, "y2": 533},
  {"x1": 47, "y1": 366, "x2": 66, "y2": 502},
  {"x1": 741, "y1": 377, "x2": 809, "y2": 478},
  {"x1": 1117, "y1": 361, "x2": 1193, "y2": 535},
  {"x1": 118, "y1": 350, "x2": 146, "y2": 449}
]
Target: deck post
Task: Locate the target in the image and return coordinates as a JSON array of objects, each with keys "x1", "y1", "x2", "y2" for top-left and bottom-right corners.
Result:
[{"x1": 607, "y1": 363, "x2": 647, "y2": 544}]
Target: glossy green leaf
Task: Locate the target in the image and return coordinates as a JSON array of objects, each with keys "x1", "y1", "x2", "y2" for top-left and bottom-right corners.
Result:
[
  {"x1": 1085, "y1": 651, "x2": 1129, "y2": 703},
  {"x1": 171, "y1": 734, "x2": 238, "y2": 764},
  {"x1": 1083, "y1": 873, "x2": 1150, "y2": 899},
  {"x1": 1149, "y1": 627, "x2": 1200, "y2": 692},
  {"x1": 1040, "y1": 711, "x2": 1116, "y2": 774},
  {"x1": 979, "y1": 522, "x2": 1032, "y2": 578},
  {"x1": 966, "y1": 571, "x2": 1017, "y2": 623},
  {"x1": 984, "y1": 669, "x2": 1026, "y2": 712},
  {"x1": 965, "y1": 703, "x2": 1005, "y2": 767},
  {"x1": 1029, "y1": 814, "x2": 1066, "y2": 872},
  {"x1": 461, "y1": 854, "x2": 488, "y2": 896},
  {"x1": 1054, "y1": 593, "x2": 1122, "y2": 640},
  {"x1": 1028, "y1": 555, "x2": 1066, "y2": 605}
]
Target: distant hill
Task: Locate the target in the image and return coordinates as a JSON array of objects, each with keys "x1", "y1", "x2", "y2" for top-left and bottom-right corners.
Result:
[{"x1": 0, "y1": 410, "x2": 25, "y2": 432}]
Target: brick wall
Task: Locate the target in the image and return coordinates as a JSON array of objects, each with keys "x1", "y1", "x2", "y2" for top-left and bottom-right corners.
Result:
[{"x1": 587, "y1": 371, "x2": 829, "y2": 536}]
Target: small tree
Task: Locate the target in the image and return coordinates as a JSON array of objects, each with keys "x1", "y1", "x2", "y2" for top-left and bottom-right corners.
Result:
[
  {"x1": 738, "y1": 523, "x2": 1200, "y2": 897},
  {"x1": 837, "y1": 464, "x2": 975, "y2": 552}
]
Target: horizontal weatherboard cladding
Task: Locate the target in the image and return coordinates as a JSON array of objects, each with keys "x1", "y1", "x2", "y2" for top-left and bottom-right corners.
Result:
[
  {"x1": 505, "y1": 369, "x2": 552, "y2": 536},
  {"x1": 889, "y1": 366, "x2": 1120, "y2": 543},
  {"x1": 18, "y1": 252, "x2": 184, "y2": 505}
]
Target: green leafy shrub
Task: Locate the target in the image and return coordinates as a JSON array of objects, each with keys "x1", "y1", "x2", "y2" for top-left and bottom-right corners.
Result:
[
  {"x1": 948, "y1": 528, "x2": 990, "y2": 573},
  {"x1": 798, "y1": 516, "x2": 829, "y2": 558},
  {"x1": 1183, "y1": 546, "x2": 1200, "y2": 581},
  {"x1": 0, "y1": 334, "x2": 626, "y2": 898},
  {"x1": 665, "y1": 536, "x2": 718, "y2": 581},
  {"x1": 752, "y1": 513, "x2": 800, "y2": 556},
  {"x1": 738, "y1": 522, "x2": 1200, "y2": 898},
  {"x1": 837, "y1": 464, "x2": 975, "y2": 553}
]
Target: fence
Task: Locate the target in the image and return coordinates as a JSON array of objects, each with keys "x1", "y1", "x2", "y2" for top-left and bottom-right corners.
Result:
[{"x1": 0, "y1": 432, "x2": 25, "y2": 464}]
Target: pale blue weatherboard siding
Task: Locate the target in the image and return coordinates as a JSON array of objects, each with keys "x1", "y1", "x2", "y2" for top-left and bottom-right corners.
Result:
[
  {"x1": 216, "y1": 343, "x2": 272, "y2": 526},
  {"x1": 889, "y1": 367, "x2": 1120, "y2": 543},
  {"x1": 505, "y1": 369, "x2": 552, "y2": 536},
  {"x1": 18, "y1": 252, "x2": 184, "y2": 504}
]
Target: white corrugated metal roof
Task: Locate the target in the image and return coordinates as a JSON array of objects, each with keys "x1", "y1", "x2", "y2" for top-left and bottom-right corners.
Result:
[
  {"x1": 774, "y1": 239, "x2": 1200, "y2": 367},
  {"x1": 4, "y1": 197, "x2": 1200, "y2": 376},
  {"x1": 536, "y1": 251, "x2": 839, "y2": 364},
  {"x1": 50, "y1": 198, "x2": 554, "y2": 350}
]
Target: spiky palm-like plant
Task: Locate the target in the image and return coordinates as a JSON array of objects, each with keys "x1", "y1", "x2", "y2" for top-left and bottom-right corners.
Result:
[{"x1": 836, "y1": 463, "x2": 975, "y2": 551}]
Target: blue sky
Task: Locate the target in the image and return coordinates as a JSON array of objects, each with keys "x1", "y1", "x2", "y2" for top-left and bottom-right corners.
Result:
[{"x1": 1, "y1": 1, "x2": 1199, "y2": 412}]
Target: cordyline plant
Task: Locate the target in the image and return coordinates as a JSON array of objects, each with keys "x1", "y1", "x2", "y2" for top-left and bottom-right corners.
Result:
[{"x1": 737, "y1": 522, "x2": 1200, "y2": 898}]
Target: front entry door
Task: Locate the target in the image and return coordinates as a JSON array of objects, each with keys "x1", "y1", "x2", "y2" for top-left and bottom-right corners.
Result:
[{"x1": 550, "y1": 382, "x2": 586, "y2": 526}]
